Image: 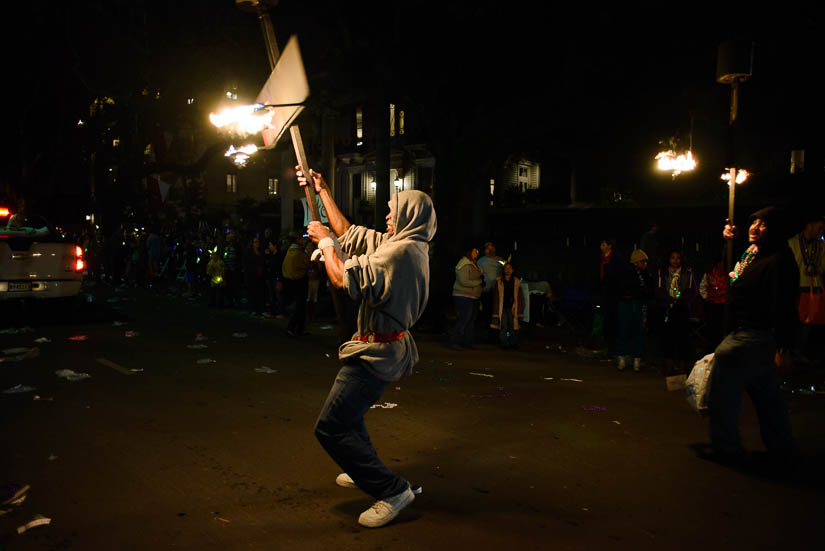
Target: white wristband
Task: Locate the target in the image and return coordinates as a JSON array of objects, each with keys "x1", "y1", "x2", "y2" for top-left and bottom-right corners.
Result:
[{"x1": 318, "y1": 237, "x2": 334, "y2": 250}]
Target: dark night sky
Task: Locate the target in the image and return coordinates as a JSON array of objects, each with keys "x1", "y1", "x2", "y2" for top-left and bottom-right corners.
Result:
[{"x1": 4, "y1": 1, "x2": 823, "y2": 213}]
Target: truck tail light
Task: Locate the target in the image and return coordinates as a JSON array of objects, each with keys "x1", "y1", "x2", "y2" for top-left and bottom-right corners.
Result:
[{"x1": 75, "y1": 246, "x2": 85, "y2": 272}]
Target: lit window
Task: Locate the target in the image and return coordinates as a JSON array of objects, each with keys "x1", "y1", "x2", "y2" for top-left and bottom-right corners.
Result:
[
  {"x1": 356, "y1": 107, "x2": 363, "y2": 146},
  {"x1": 399, "y1": 110, "x2": 405, "y2": 135},
  {"x1": 390, "y1": 103, "x2": 395, "y2": 137},
  {"x1": 366, "y1": 175, "x2": 376, "y2": 200},
  {"x1": 226, "y1": 174, "x2": 237, "y2": 193},
  {"x1": 518, "y1": 165, "x2": 529, "y2": 192},
  {"x1": 112, "y1": 138, "x2": 120, "y2": 147},
  {"x1": 187, "y1": 98, "x2": 195, "y2": 105},
  {"x1": 267, "y1": 178, "x2": 278, "y2": 195}
]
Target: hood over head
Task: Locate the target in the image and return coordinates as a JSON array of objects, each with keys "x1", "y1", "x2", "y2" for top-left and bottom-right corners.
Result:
[{"x1": 388, "y1": 190, "x2": 437, "y2": 243}]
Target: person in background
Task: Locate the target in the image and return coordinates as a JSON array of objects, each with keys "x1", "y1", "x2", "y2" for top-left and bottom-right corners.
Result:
[
  {"x1": 206, "y1": 246, "x2": 226, "y2": 307},
  {"x1": 448, "y1": 244, "x2": 483, "y2": 350},
  {"x1": 699, "y1": 253, "x2": 728, "y2": 349},
  {"x1": 787, "y1": 213, "x2": 825, "y2": 368},
  {"x1": 598, "y1": 238, "x2": 626, "y2": 359},
  {"x1": 306, "y1": 240, "x2": 322, "y2": 322},
  {"x1": 184, "y1": 239, "x2": 198, "y2": 297},
  {"x1": 477, "y1": 242, "x2": 504, "y2": 341},
  {"x1": 655, "y1": 249, "x2": 697, "y2": 375},
  {"x1": 524, "y1": 271, "x2": 554, "y2": 329},
  {"x1": 616, "y1": 249, "x2": 654, "y2": 372},
  {"x1": 146, "y1": 227, "x2": 163, "y2": 284},
  {"x1": 223, "y1": 230, "x2": 241, "y2": 307},
  {"x1": 244, "y1": 236, "x2": 266, "y2": 317},
  {"x1": 272, "y1": 237, "x2": 289, "y2": 319},
  {"x1": 490, "y1": 262, "x2": 525, "y2": 349},
  {"x1": 262, "y1": 229, "x2": 279, "y2": 318},
  {"x1": 640, "y1": 221, "x2": 661, "y2": 274},
  {"x1": 706, "y1": 207, "x2": 798, "y2": 467},
  {"x1": 282, "y1": 231, "x2": 311, "y2": 337}
]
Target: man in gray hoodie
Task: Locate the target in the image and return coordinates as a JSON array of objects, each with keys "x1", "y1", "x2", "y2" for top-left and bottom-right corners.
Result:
[{"x1": 300, "y1": 166, "x2": 436, "y2": 528}]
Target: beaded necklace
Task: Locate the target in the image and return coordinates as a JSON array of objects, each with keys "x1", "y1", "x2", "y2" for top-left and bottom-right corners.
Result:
[
  {"x1": 729, "y1": 244, "x2": 759, "y2": 282},
  {"x1": 799, "y1": 234, "x2": 822, "y2": 276}
]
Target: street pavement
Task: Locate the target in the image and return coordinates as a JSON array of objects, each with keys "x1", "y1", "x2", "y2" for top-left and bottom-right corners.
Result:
[{"x1": 1, "y1": 284, "x2": 823, "y2": 550}]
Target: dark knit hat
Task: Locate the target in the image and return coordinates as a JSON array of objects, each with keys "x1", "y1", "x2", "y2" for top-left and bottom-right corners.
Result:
[{"x1": 749, "y1": 205, "x2": 793, "y2": 245}]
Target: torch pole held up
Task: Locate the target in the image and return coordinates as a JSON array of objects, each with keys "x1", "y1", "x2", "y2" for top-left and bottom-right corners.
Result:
[
  {"x1": 726, "y1": 166, "x2": 736, "y2": 271},
  {"x1": 290, "y1": 126, "x2": 320, "y2": 222}
]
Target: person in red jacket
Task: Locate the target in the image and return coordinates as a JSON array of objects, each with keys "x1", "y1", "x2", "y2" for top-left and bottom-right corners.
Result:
[{"x1": 699, "y1": 254, "x2": 728, "y2": 348}]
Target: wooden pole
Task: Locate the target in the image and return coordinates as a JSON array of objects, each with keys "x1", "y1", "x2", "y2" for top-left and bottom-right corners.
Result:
[
  {"x1": 725, "y1": 81, "x2": 739, "y2": 273},
  {"x1": 290, "y1": 126, "x2": 320, "y2": 222}
]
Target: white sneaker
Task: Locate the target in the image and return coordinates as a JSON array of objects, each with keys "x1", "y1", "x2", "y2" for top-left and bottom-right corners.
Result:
[
  {"x1": 358, "y1": 487, "x2": 415, "y2": 528},
  {"x1": 336, "y1": 473, "x2": 357, "y2": 488},
  {"x1": 617, "y1": 356, "x2": 627, "y2": 370},
  {"x1": 633, "y1": 357, "x2": 642, "y2": 372}
]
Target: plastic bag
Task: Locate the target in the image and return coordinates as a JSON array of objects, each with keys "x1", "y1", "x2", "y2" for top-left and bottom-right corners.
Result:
[{"x1": 685, "y1": 353, "x2": 715, "y2": 413}]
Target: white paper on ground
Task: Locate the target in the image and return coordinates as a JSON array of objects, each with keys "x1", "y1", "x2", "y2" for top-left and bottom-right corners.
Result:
[
  {"x1": 17, "y1": 515, "x2": 51, "y2": 534},
  {"x1": 370, "y1": 402, "x2": 398, "y2": 409},
  {"x1": 55, "y1": 369, "x2": 91, "y2": 381}
]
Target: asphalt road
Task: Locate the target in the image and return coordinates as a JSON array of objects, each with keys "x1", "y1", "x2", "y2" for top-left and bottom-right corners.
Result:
[{"x1": 1, "y1": 284, "x2": 823, "y2": 550}]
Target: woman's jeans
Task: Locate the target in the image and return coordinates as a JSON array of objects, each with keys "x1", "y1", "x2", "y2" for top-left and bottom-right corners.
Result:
[
  {"x1": 314, "y1": 363, "x2": 408, "y2": 500},
  {"x1": 449, "y1": 296, "x2": 478, "y2": 346},
  {"x1": 617, "y1": 299, "x2": 645, "y2": 357},
  {"x1": 708, "y1": 328, "x2": 795, "y2": 457},
  {"x1": 499, "y1": 308, "x2": 519, "y2": 348}
]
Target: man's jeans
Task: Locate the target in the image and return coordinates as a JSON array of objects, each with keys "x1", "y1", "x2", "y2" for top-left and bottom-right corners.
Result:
[
  {"x1": 449, "y1": 296, "x2": 478, "y2": 346},
  {"x1": 708, "y1": 328, "x2": 795, "y2": 456},
  {"x1": 314, "y1": 363, "x2": 408, "y2": 500}
]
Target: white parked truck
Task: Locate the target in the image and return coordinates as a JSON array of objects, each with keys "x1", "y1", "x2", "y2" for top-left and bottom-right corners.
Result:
[{"x1": 0, "y1": 208, "x2": 84, "y2": 300}]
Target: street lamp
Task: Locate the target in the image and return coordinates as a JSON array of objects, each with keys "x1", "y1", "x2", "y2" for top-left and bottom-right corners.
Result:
[{"x1": 655, "y1": 114, "x2": 698, "y2": 178}]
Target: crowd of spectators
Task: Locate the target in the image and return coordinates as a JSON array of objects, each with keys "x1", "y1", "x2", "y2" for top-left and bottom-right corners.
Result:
[
  {"x1": 76, "y1": 219, "x2": 327, "y2": 325},
  {"x1": 73, "y1": 208, "x2": 824, "y2": 375},
  {"x1": 445, "y1": 211, "x2": 825, "y2": 376}
]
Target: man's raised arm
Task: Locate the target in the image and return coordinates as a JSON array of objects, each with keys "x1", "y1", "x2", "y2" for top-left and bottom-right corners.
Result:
[{"x1": 296, "y1": 166, "x2": 350, "y2": 237}]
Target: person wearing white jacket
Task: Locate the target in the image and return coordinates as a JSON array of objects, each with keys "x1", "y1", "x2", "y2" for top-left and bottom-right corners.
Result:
[{"x1": 448, "y1": 244, "x2": 483, "y2": 349}]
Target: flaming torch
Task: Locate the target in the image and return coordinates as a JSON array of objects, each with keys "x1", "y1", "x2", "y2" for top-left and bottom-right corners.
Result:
[
  {"x1": 655, "y1": 149, "x2": 697, "y2": 177},
  {"x1": 208, "y1": 104, "x2": 269, "y2": 166},
  {"x1": 224, "y1": 144, "x2": 259, "y2": 167},
  {"x1": 721, "y1": 168, "x2": 749, "y2": 185},
  {"x1": 209, "y1": 104, "x2": 269, "y2": 135}
]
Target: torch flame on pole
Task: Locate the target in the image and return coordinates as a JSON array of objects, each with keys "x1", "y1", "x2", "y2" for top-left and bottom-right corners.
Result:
[
  {"x1": 225, "y1": 144, "x2": 259, "y2": 167},
  {"x1": 209, "y1": 104, "x2": 271, "y2": 135},
  {"x1": 721, "y1": 168, "x2": 749, "y2": 185},
  {"x1": 655, "y1": 150, "x2": 697, "y2": 176},
  {"x1": 210, "y1": 104, "x2": 274, "y2": 166}
]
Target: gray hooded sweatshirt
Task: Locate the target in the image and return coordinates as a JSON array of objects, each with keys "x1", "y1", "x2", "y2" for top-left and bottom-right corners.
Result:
[{"x1": 337, "y1": 190, "x2": 437, "y2": 381}]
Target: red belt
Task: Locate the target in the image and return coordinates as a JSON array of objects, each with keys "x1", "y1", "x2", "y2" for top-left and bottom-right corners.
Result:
[{"x1": 355, "y1": 331, "x2": 405, "y2": 343}]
